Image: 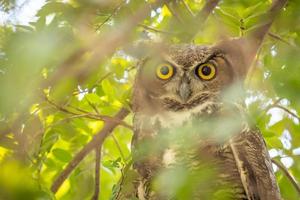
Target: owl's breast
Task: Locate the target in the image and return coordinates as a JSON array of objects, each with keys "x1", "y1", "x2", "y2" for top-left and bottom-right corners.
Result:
[
  {"x1": 132, "y1": 102, "x2": 248, "y2": 199},
  {"x1": 159, "y1": 141, "x2": 248, "y2": 199}
]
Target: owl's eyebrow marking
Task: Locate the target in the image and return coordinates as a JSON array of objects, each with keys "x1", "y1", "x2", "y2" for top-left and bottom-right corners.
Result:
[
  {"x1": 161, "y1": 55, "x2": 181, "y2": 68},
  {"x1": 204, "y1": 51, "x2": 222, "y2": 64},
  {"x1": 192, "y1": 51, "x2": 219, "y2": 68}
]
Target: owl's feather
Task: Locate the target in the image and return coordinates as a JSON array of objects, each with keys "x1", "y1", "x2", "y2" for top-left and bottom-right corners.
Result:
[{"x1": 230, "y1": 128, "x2": 280, "y2": 200}]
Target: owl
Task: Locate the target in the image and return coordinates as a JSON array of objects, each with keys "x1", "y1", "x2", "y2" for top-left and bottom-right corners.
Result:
[{"x1": 112, "y1": 40, "x2": 281, "y2": 200}]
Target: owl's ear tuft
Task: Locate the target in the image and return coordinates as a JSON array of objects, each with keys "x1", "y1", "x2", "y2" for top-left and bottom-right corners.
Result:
[
  {"x1": 212, "y1": 38, "x2": 258, "y2": 79},
  {"x1": 213, "y1": 0, "x2": 288, "y2": 79}
]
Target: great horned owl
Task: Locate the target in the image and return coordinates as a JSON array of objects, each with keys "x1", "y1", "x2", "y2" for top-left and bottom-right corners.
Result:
[{"x1": 116, "y1": 41, "x2": 281, "y2": 200}]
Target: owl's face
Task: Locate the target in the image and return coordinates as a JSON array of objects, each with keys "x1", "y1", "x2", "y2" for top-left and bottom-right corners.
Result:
[{"x1": 134, "y1": 44, "x2": 236, "y2": 112}]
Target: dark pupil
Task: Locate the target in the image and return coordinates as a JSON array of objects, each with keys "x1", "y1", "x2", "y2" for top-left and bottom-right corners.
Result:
[
  {"x1": 201, "y1": 65, "x2": 211, "y2": 76},
  {"x1": 160, "y1": 66, "x2": 170, "y2": 75}
]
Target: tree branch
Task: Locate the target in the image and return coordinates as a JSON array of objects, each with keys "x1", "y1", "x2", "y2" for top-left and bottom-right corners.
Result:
[
  {"x1": 51, "y1": 108, "x2": 130, "y2": 193},
  {"x1": 91, "y1": 146, "x2": 102, "y2": 200},
  {"x1": 272, "y1": 159, "x2": 300, "y2": 196}
]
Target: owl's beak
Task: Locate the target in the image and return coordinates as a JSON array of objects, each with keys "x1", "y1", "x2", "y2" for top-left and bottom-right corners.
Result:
[{"x1": 178, "y1": 76, "x2": 191, "y2": 102}]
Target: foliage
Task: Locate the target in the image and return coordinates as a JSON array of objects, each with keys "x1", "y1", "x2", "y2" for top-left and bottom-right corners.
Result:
[
  {"x1": 0, "y1": 0, "x2": 299, "y2": 199},
  {"x1": 0, "y1": 0, "x2": 15, "y2": 12}
]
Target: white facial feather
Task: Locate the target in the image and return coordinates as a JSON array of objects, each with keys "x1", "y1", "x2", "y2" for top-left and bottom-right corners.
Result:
[
  {"x1": 162, "y1": 148, "x2": 177, "y2": 167},
  {"x1": 149, "y1": 101, "x2": 215, "y2": 129}
]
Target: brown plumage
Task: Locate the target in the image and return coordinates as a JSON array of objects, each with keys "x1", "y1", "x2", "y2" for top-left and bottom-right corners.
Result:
[
  {"x1": 113, "y1": 43, "x2": 281, "y2": 200},
  {"x1": 112, "y1": 0, "x2": 288, "y2": 198}
]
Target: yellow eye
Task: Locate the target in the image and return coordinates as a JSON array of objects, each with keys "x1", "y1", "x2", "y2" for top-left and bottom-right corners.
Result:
[
  {"x1": 196, "y1": 63, "x2": 216, "y2": 80},
  {"x1": 156, "y1": 63, "x2": 174, "y2": 80}
]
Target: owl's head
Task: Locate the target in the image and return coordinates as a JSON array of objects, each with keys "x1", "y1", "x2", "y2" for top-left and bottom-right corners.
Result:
[{"x1": 133, "y1": 40, "x2": 252, "y2": 113}]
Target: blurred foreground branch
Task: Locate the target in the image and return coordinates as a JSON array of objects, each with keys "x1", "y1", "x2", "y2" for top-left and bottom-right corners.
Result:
[
  {"x1": 44, "y1": 1, "x2": 163, "y2": 87},
  {"x1": 51, "y1": 108, "x2": 130, "y2": 193},
  {"x1": 184, "y1": 0, "x2": 220, "y2": 41}
]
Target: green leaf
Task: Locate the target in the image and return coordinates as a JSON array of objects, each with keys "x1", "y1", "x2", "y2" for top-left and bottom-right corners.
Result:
[
  {"x1": 265, "y1": 137, "x2": 282, "y2": 149},
  {"x1": 102, "y1": 79, "x2": 115, "y2": 100},
  {"x1": 52, "y1": 148, "x2": 72, "y2": 163},
  {"x1": 214, "y1": 8, "x2": 240, "y2": 27},
  {"x1": 41, "y1": 131, "x2": 59, "y2": 153}
]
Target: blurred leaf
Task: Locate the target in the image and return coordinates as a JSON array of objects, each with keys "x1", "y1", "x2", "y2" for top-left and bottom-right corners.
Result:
[{"x1": 52, "y1": 148, "x2": 72, "y2": 163}]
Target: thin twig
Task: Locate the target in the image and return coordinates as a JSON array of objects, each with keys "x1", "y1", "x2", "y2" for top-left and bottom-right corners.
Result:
[
  {"x1": 111, "y1": 134, "x2": 126, "y2": 162},
  {"x1": 45, "y1": 114, "x2": 92, "y2": 128},
  {"x1": 95, "y1": 1, "x2": 126, "y2": 31},
  {"x1": 51, "y1": 108, "x2": 130, "y2": 193},
  {"x1": 45, "y1": 96, "x2": 133, "y2": 129},
  {"x1": 272, "y1": 159, "x2": 300, "y2": 196},
  {"x1": 94, "y1": 72, "x2": 113, "y2": 86},
  {"x1": 268, "y1": 32, "x2": 298, "y2": 48},
  {"x1": 72, "y1": 72, "x2": 112, "y2": 96},
  {"x1": 258, "y1": 98, "x2": 283, "y2": 121},
  {"x1": 262, "y1": 97, "x2": 300, "y2": 121},
  {"x1": 72, "y1": 65, "x2": 135, "y2": 96},
  {"x1": 273, "y1": 105, "x2": 300, "y2": 121},
  {"x1": 86, "y1": 99, "x2": 100, "y2": 114},
  {"x1": 138, "y1": 24, "x2": 174, "y2": 35},
  {"x1": 91, "y1": 146, "x2": 102, "y2": 200},
  {"x1": 70, "y1": 106, "x2": 133, "y2": 129}
]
